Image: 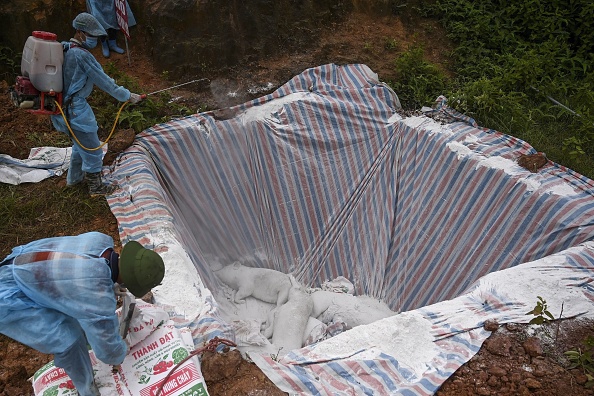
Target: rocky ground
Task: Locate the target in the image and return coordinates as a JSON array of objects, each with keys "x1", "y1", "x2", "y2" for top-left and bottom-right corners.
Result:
[{"x1": 1, "y1": 9, "x2": 593, "y2": 396}]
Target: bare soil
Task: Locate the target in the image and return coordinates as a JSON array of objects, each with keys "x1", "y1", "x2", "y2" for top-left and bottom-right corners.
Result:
[{"x1": 1, "y1": 10, "x2": 593, "y2": 396}]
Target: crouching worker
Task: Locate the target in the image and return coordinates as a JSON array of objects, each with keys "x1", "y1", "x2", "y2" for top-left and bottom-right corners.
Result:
[
  {"x1": 50, "y1": 12, "x2": 143, "y2": 196},
  {"x1": 0, "y1": 232, "x2": 165, "y2": 396}
]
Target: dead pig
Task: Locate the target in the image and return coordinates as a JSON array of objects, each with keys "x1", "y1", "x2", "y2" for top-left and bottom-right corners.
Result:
[
  {"x1": 269, "y1": 286, "x2": 314, "y2": 354},
  {"x1": 213, "y1": 261, "x2": 292, "y2": 307},
  {"x1": 311, "y1": 290, "x2": 396, "y2": 329}
]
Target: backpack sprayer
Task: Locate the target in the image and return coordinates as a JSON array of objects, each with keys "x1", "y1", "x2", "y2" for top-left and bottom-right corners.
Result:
[
  {"x1": 10, "y1": 30, "x2": 209, "y2": 115},
  {"x1": 9, "y1": 31, "x2": 208, "y2": 150},
  {"x1": 10, "y1": 31, "x2": 64, "y2": 115}
]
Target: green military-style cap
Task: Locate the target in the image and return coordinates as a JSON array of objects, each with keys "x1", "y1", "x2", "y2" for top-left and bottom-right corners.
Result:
[{"x1": 119, "y1": 241, "x2": 165, "y2": 297}]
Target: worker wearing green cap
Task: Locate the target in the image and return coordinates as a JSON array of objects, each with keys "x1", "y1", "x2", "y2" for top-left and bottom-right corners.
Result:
[{"x1": 0, "y1": 232, "x2": 164, "y2": 396}]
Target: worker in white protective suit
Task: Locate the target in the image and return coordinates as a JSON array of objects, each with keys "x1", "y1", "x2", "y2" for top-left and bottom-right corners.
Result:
[
  {"x1": 50, "y1": 13, "x2": 143, "y2": 196},
  {"x1": 0, "y1": 232, "x2": 165, "y2": 396},
  {"x1": 86, "y1": 0, "x2": 136, "y2": 58}
]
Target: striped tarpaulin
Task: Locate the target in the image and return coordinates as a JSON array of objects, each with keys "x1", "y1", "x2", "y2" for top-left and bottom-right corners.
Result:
[{"x1": 106, "y1": 63, "x2": 594, "y2": 395}]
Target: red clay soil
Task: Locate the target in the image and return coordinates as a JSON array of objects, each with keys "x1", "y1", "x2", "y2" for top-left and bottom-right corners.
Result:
[{"x1": 1, "y1": 11, "x2": 593, "y2": 396}]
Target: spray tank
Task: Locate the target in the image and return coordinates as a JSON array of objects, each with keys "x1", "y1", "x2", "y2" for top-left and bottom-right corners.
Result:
[{"x1": 10, "y1": 31, "x2": 63, "y2": 115}]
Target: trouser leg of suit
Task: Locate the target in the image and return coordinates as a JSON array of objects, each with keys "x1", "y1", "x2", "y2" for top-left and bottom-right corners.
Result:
[
  {"x1": 71, "y1": 129, "x2": 104, "y2": 174},
  {"x1": 67, "y1": 146, "x2": 85, "y2": 185},
  {"x1": 54, "y1": 334, "x2": 100, "y2": 396}
]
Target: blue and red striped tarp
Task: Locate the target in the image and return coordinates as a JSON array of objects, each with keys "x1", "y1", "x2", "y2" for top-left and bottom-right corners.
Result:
[{"x1": 107, "y1": 64, "x2": 594, "y2": 395}]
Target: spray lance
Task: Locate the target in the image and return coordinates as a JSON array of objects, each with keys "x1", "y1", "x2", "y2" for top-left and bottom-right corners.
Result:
[{"x1": 137, "y1": 78, "x2": 210, "y2": 100}]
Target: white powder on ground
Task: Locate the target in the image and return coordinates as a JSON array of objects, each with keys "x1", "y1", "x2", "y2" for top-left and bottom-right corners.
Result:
[
  {"x1": 424, "y1": 243, "x2": 594, "y2": 334},
  {"x1": 543, "y1": 182, "x2": 579, "y2": 196},
  {"x1": 144, "y1": 227, "x2": 207, "y2": 321},
  {"x1": 402, "y1": 115, "x2": 443, "y2": 132},
  {"x1": 240, "y1": 92, "x2": 310, "y2": 124},
  {"x1": 477, "y1": 155, "x2": 522, "y2": 174},
  {"x1": 311, "y1": 311, "x2": 436, "y2": 378},
  {"x1": 387, "y1": 113, "x2": 402, "y2": 124},
  {"x1": 447, "y1": 140, "x2": 474, "y2": 159},
  {"x1": 472, "y1": 250, "x2": 594, "y2": 319},
  {"x1": 248, "y1": 82, "x2": 275, "y2": 95},
  {"x1": 520, "y1": 176, "x2": 542, "y2": 192},
  {"x1": 464, "y1": 134, "x2": 479, "y2": 144},
  {"x1": 445, "y1": 129, "x2": 580, "y2": 197}
]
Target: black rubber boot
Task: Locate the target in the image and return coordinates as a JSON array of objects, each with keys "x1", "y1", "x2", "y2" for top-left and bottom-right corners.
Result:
[{"x1": 86, "y1": 172, "x2": 117, "y2": 197}]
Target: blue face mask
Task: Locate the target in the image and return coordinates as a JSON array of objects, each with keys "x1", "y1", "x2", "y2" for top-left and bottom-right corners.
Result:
[{"x1": 84, "y1": 35, "x2": 98, "y2": 49}]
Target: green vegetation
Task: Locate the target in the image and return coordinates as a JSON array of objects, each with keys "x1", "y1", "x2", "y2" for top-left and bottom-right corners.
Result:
[
  {"x1": 26, "y1": 130, "x2": 70, "y2": 148},
  {"x1": 0, "y1": 45, "x2": 20, "y2": 82},
  {"x1": 525, "y1": 296, "x2": 565, "y2": 345},
  {"x1": 389, "y1": 0, "x2": 594, "y2": 179},
  {"x1": 526, "y1": 296, "x2": 555, "y2": 325},
  {"x1": 90, "y1": 62, "x2": 194, "y2": 134},
  {"x1": 384, "y1": 38, "x2": 399, "y2": 51},
  {"x1": 390, "y1": 45, "x2": 448, "y2": 110},
  {"x1": 565, "y1": 335, "x2": 594, "y2": 388}
]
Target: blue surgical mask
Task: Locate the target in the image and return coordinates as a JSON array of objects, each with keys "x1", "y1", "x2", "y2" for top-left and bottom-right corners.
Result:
[{"x1": 84, "y1": 36, "x2": 98, "y2": 49}]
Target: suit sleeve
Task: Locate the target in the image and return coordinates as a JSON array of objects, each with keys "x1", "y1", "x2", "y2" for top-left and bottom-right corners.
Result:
[
  {"x1": 81, "y1": 52, "x2": 131, "y2": 102},
  {"x1": 75, "y1": 275, "x2": 128, "y2": 365}
]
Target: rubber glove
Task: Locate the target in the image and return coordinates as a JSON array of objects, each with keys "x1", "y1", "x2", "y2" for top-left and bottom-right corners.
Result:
[
  {"x1": 113, "y1": 283, "x2": 128, "y2": 297},
  {"x1": 129, "y1": 93, "x2": 143, "y2": 104}
]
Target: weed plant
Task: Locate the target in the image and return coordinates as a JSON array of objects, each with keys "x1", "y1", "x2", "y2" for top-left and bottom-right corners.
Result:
[
  {"x1": 391, "y1": 0, "x2": 594, "y2": 179},
  {"x1": 526, "y1": 296, "x2": 555, "y2": 326},
  {"x1": 565, "y1": 335, "x2": 594, "y2": 388},
  {"x1": 389, "y1": 45, "x2": 448, "y2": 110}
]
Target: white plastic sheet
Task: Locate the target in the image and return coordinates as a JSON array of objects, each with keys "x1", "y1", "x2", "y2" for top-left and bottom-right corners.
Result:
[{"x1": 0, "y1": 147, "x2": 70, "y2": 185}]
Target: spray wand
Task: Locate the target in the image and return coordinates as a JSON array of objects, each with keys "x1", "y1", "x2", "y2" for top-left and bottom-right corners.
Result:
[{"x1": 139, "y1": 78, "x2": 210, "y2": 100}]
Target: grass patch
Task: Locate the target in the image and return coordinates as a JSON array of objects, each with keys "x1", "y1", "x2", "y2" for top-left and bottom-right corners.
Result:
[
  {"x1": 391, "y1": 0, "x2": 594, "y2": 179},
  {"x1": 388, "y1": 45, "x2": 449, "y2": 110},
  {"x1": 26, "y1": 130, "x2": 71, "y2": 148},
  {"x1": 0, "y1": 180, "x2": 114, "y2": 257}
]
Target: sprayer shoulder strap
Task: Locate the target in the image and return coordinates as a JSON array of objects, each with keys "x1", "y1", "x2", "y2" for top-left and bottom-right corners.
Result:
[
  {"x1": 62, "y1": 42, "x2": 91, "y2": 109},
  {"x1": 66, "y1": 40, "x2": 91, "y2": 54}
]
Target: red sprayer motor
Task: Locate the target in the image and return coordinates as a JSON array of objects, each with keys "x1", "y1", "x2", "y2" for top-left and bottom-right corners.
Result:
[{"x1": 10, "y1": 31, "x2": 64, "y2": 115}]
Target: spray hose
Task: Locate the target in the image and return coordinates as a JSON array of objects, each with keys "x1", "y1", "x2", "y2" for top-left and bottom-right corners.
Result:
[{"x1": 56, "y1": 100, "x2": 131, "y2": 151}]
